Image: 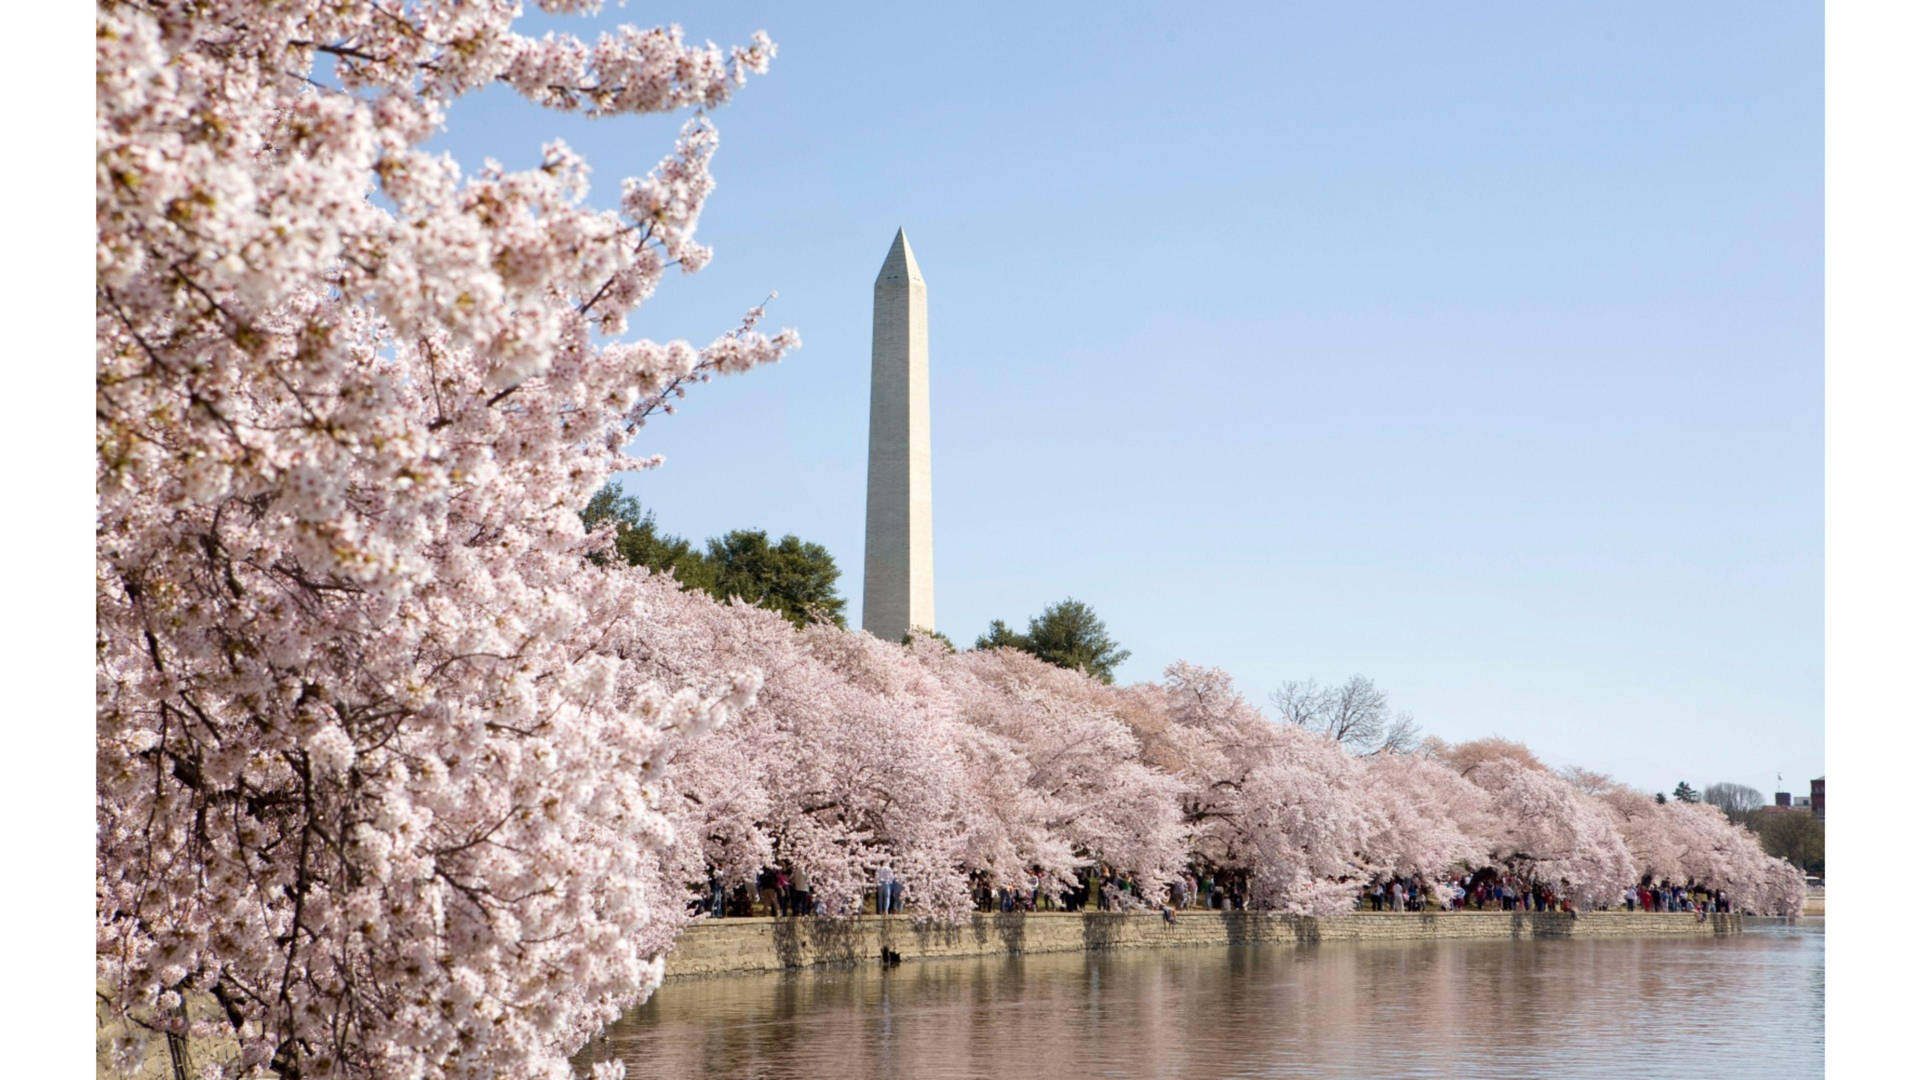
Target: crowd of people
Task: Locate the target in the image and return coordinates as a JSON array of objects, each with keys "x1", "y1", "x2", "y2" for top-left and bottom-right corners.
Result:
[
  {"x1": 696, "y1": 862, "x2": 1747, "y2": 920},
  {"x1": 1357, "y1": 872, "x2": 1568, "y2": 913},
  {"x1": 1620, "y1": 881, "x2": 1735, "y2": 914}
]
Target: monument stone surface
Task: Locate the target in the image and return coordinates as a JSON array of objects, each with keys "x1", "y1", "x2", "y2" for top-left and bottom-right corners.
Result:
[{"x1": 862, "y1": 229, "x2": 934, "y2": 642}]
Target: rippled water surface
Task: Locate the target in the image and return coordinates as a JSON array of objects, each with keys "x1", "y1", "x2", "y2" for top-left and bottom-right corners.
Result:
[{"x1": 594, "y1": 920, "x2": 1823, "y2": 1079}]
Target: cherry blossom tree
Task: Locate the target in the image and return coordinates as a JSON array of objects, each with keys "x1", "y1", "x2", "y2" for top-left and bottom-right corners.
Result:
[
  {"x1": 96, "y1": 3, "x2": 792, "y2": 1077},
  {"x1": 621, "y1": 583, "x2": 987, "y2": 921},
  {"x1": 1599, "y1": 788, "x2": 1806, "y2": 915},
  {"x1": 1357, "y1": 751, "x2": 1491, "y2": 880},
  {"x1": 1456, "y1": 756, "x2": 1636, "y2": 908},
  {"x1": 1432, "y1": 736, "x2": 1549, "y2": 774},
  {"x1": 1595, "y1": 778, "x2": 1687, "y2": 885},
  {"x1": 570, "y1": 584, "x2": 1812, "y2": 938},
  {"x1": 774, "y1": 625, "x2": 981, "y2": 918},
  {"x1": 1126, "y1": 664, "x2": 1377, "y2": 914},
  {"x1": 633, "y1": 592, "x2": 1189, "y2": 918},
  {"x1": 653, "y1": 648, "x2": 1808, "y2": 921},
  {"x1": 945, "y1": 649, "x2": 1188, "y2": 898},
  {"x1": 1426, "y1": 741, "x2": 1803, "y2": 914}
]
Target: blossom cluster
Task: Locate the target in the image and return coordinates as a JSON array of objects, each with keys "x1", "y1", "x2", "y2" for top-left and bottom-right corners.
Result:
[
  {"x1": 628, "y1": 577, "x2": 1807, "y2": 924},
  {"x1": 97, "y1": 3, "x2": 789, "y2": 1078}
]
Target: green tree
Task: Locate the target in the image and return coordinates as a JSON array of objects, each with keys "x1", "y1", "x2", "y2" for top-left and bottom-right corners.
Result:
[
  {"x1": 975, "y1": 619, "x2": 1025, "y2": 651},
  {"x1": 1672, "y1": 781, "x2": 1699, "y2": 804},
  {"x1": 1754, "y1": 811, "x2": 1824, "y2": 876},
  {"x1": 1654, "y1": 791, "x2": 1668, "y2": 805},
  {"x1": 704, "y1": 529, "x2": 847, "y2": 629},
  {"x1": 580, "y1": 485, "x2": 713, "y2": 588},
  {"x1": 973, "y1": 598, "x2": 1131, "y2": 684},
  {"x1": 580, "y1": 485, "x2": 846, "y2": 629}
]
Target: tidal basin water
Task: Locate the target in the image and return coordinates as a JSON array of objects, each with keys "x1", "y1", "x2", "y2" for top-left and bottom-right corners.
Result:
[{"x1": 590, "y1": 920, "x2": 1822, "y2": 1079}]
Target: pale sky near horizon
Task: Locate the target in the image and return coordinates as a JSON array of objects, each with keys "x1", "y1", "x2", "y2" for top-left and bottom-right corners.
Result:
[{"x1": 433, "y1": 2, "x2": 1823, "y2": 799}]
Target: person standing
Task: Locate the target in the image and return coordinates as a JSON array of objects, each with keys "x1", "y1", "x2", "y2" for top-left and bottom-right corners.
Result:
[{"x1": 875, "y1": 863, "x2": 895, "y2": 915}]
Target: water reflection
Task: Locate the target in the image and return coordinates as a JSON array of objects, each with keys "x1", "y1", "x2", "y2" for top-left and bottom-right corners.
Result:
[{"x1": 592, "y1": 921, "x2": 1822, "y2": 1079}]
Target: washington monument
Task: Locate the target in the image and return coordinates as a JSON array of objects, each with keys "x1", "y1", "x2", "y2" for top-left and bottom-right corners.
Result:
[{"x1": 862, "y1": 229, "x2": 934, "y2": 642}]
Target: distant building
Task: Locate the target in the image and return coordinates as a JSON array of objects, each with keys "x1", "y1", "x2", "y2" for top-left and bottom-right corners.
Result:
[
  {"x1": 1774, "y1": 790, "x2": 1792, "y2": 808},
  {"x1": 1811, "y1": 776, "x2": 1824, "y2": 818}
]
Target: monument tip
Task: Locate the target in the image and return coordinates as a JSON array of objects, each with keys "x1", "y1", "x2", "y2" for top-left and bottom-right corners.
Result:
[{"x1": 877, "y1": 227, "x2": 923, "y2": 286}]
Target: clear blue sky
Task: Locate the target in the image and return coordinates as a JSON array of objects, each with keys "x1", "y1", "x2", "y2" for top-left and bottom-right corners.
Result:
[{"x1": 436, "y1": 2, "x2": 1823, "y2": 797}]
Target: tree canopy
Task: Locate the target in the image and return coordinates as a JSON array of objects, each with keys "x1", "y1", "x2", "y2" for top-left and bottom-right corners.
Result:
[
  {"x1": 582, "y1": 485, "x2": 715, "y2": 589},
  {"x1": 582, "y1": 483, "x2": 846, "y2": 629},
  {"x1": 96, "y1": 5, "x2": 790, "y2": 1076},
  {"x1": 1751, "y1": 811, "x2": 1824, "y2": 876},
  {"x1": 974, "y1": 598, "x2": 1132, "y2": 683},
  {"x1": 705, "y1": 529, "x2": 847, "y2": 629}
]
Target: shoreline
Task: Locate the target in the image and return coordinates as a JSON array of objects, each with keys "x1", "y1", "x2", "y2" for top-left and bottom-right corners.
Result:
[{"x1": 664, "y1": 908, "x2": 1746, "y2": 980}]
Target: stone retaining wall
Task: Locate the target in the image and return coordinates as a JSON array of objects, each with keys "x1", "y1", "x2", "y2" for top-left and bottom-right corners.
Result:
[{"x1": 665, "y1": 909, "x2": 1741, "y2": 979}]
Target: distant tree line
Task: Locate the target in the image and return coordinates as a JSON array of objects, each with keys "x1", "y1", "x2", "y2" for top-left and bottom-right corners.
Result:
[
  {"x1": 586, "y1": 489, "x2": 1819, "y2": 882},
  {"x1": 582, "y1": 485, "x2": 1150, "y2": 687},
  {"x1": 584, "y1": 487, "x2": 1437, "y2": 754},
  {"x1": 973, "y1": 603, "x2": 1428, "y2": 755},
  {"x1": 1693, "y1": 779, "x2": 1824, "y2": 877},
  {"x1": 582, "y1": 485, "x2": 848, "y2": 630}
]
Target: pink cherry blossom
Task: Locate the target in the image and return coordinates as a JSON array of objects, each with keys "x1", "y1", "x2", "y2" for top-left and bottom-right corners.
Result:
[{"x1": 98, "y1": 3, "x2": 789, "y2": 1077}]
